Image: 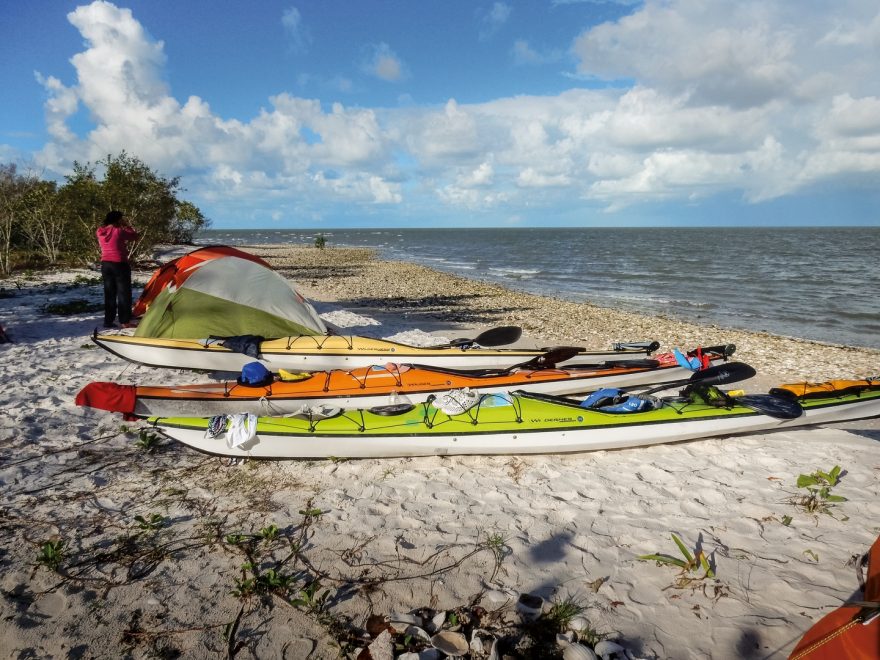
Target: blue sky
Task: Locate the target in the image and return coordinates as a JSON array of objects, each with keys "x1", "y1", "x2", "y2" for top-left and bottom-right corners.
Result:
[{"x1": 1, "y1": 0, "x2": 879, "y2": 228}]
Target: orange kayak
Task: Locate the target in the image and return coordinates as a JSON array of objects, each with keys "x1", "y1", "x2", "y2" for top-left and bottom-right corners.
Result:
[
  {"x1": 76, "y1": 345, "x2": 734, "y2": 417},
  {"x1": 789, "y1": 534, "x2": 880, "y2": 659}
]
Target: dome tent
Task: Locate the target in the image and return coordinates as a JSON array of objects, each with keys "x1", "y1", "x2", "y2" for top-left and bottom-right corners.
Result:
[{"x1": 134, "y1": 255, "x2": 326, "y2": 339}]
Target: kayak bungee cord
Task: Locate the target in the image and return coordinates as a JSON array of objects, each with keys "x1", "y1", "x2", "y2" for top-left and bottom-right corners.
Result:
[{"x1": 282, "y1": 334, "x2": 356, "y2": 351}]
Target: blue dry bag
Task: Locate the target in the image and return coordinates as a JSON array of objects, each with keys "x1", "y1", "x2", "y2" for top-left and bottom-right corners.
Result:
[{"x1": 238, "y1": 361, "x2": 273, "y2": 387}]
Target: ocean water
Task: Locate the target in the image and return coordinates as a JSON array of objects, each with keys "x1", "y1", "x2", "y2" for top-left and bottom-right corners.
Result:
[{"x1": 200, "y1": 227, "x2": 880, "y2": 350}]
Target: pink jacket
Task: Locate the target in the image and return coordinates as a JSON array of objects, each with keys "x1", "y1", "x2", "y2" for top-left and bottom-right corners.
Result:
[{"x1": 96, "y1": 225, "x2": 139, "y2": 263}]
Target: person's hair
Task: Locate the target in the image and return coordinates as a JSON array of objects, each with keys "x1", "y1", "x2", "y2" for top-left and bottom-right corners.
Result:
[{"x1": 103, "y1": 210, "x2": 124, "y2": 226}]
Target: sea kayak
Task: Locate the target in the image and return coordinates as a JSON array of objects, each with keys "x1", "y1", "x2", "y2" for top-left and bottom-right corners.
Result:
[
  {"x1": 77, "y1": 345, "x2": 734, "y2": 417},
  {"x1": 91, "y1": 330, "x2": 661, "y2": 372},
  {"x1": 145, "y1": 378, "x2": 880, "y2": 459}
]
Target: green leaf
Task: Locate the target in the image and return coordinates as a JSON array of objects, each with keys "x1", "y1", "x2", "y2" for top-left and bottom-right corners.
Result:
[
  {"x1": 797, "y1": 474, "x2": 819, "y2": 488},
  {"x1": 698, "y1": 552, "x2": 714, "y2": 578},
  {"x1": 824, "y1": 494, "x2": 847, "y2": 502},
  {"x1": 781, "y1": 515, "x2": 793, "y2": 526},
  {"x1": 671, "y1": 534, "x2": 694, "y2": 564},
  {"x1": 829, "y1": 465, "x2": 841, "y2": 482}
]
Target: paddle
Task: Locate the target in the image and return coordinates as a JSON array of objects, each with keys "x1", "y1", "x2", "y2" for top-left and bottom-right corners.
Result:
[
  {"x1": 634, "y1": 362, "x2": 801, "y2": 419},
  {"x1": 510, "y1": 348, "x2": 660, "y2": 372},
  {"x1": 435, "y1": 325, "x2": 523, "y2": 349},
  {"x1": 638, "y1": 361, "x2": 758, "y2": 396},
  {"x1": 639, "y1": 362, "x2": 802, "y2": 419}
]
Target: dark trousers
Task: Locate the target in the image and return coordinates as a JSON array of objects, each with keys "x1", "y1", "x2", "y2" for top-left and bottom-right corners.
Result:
[{"x1": 101, "y1": 261, "x2": 133, "y2": 326}]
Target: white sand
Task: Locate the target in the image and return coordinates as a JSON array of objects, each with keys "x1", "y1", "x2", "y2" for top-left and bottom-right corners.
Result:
[{"x1": 0, "y1": 260, "x2": 878, "y2": 659}]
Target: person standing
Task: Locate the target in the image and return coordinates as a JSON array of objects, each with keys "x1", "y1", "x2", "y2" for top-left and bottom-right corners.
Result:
[{"x1": 96, "y1": 210, "x2": 139, "y2": 328}]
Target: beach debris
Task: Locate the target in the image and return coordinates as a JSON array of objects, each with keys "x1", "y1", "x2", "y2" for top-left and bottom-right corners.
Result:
[
  {"x1": 431, "y1": 630, "x2": 469, "y2": 656},
  {"x1": 388, "y1": 611, "x2": 421, "y2": 631},
  {"x1": 587, "y1": 576, "x2": 607, "y2": 593},
  {"x1": 515, "y1": 593, "x2": 544, "y2": 620},
  {"x1": 366, "y1": 614, "x2": 391, "y2": 638},
  {"x1": 568, "y1": 616, "x2": 590, "y2": 632},
  {"x1": 366, "y1": 629, "x2": 394, "y2": 660},
  {"x1": 395, "y1": 653, "x2": 427, "y2": 660},
  {"x1": 557, "y1": 638, "x2": 599, "y2": 660},
  {"x1": 594, "y1": 639, "x2": 626, "y2": 659},
  {"x1": 483, "y1": 589, "x2": 509, "y2": 606},
  {"x1": 405, "y1": 625, "x2": 433, "y2": 644},
  {"x1": 397, "y1": 651, "x2": 441, "y2": 660},
  {"x1": 469, "y1": 628, "x2": 499, "y2": 656},
  {"x1": 427, "y1": 610, "x2": 446, "y2": 633}
]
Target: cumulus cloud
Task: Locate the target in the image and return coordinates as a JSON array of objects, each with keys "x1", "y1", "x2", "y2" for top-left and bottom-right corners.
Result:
[{"x1": 28, "y1": 0, "x2": 880, "y2": 222}]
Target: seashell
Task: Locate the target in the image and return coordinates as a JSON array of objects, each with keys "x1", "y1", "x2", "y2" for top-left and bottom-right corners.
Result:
[
  {"x1": 484, "y1": 589, "x2": 509, "y2": 606},
  {"x1": 400, "y1": 651, "x2": 441, "y2": 660},
  {"x1": 431, "y1": 630, "x2": 469, "y2": 656},
  {"x1": 595, "y1": 640, "x2": 626, "y2": 659},
  {"x1": 515, "y1": 593, "x2": 544, "y2": 620},
  {"x1": 568, "y1": 616, "x2": 589, "y2": 632},
  {"x1": 405, "y1": 625, "x2": 433, "y2": 643},
  {"x1": 470, "y1": 628, "x2": 497, "y2": 654},
  {"x1": 389, "y1": 611, "x2": 421, "y2": 627},
  {"x1": 366, "y1": 629, "x2": 394, "y2": 660},
  {"x1": 556, "y1": 632, "x2": 574, "y2": 647},
  {"x1": 562, "y1": 642, "x2": 599, "y2": 660},
  {"x1": 428, "y1": 610, "x2": 446, "y2": 633}
]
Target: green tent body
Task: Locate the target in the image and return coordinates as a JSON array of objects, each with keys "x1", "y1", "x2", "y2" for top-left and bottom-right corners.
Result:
[{"x1": 135, "y1": 256, "x2": 326, "y2": 339}]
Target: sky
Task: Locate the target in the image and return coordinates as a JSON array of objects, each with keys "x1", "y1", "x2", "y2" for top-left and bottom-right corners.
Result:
[{"x1": 1, "y1": 0, "x2": 879, "y2": 229}]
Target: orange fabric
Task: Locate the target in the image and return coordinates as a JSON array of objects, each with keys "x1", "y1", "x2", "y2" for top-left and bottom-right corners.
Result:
[
  {"x1": 788, "y1": 536, "x2": 880, "y2": 659},
  {"x1": 777, "y1": 380, "x2": 878, "y2": 398}
]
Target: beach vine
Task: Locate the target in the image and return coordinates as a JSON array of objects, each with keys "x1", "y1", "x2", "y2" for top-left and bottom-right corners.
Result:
[
  {"x1": 786, "y1": 464, "x2": 848, "y2": 518},
  {"x1": 638, "y1": 532, "x2": 719, "y2": 591}
]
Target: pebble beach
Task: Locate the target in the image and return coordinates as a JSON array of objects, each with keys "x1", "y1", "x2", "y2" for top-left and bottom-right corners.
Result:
[{"x1": 1, "y1": 243, "x2": 878, "y2": 659}]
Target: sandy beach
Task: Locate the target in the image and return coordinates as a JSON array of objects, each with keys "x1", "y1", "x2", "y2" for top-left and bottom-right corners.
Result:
[{"x1": 1, "y1": 244, "x2": 878, "y2": 659}]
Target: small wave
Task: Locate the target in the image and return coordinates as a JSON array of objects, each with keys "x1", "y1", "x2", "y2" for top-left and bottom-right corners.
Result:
[{"x1": 489, "y1": 267, "x2": 541, "y2": 276}]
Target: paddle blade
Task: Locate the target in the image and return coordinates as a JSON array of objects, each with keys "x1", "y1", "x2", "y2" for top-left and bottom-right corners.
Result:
[
  {"x1": 471, "y1": 325, "x2": 523, "y2": 347},
  {"x1": 690, "y1": 362, "x2": 756, "y2": 387},
  {"x1": 735, "y1": 394, "x2": 804, "y2": 419},
  {"x1": 512, "y1": 346, "x2": 584, "y2": 370},
  {"x1": 445, "y1": 325, "x2": 523, "y2": 348}
]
